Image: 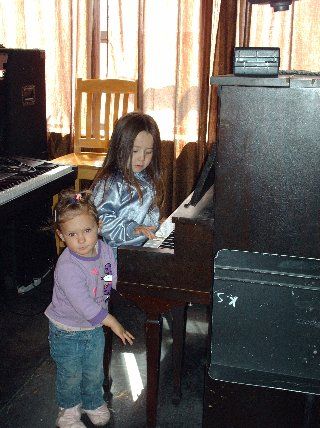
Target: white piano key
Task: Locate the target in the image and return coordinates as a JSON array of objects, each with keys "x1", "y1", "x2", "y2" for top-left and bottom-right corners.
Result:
[{"x1": 143, "y1": 217, "x2": 175, "y2": 249}]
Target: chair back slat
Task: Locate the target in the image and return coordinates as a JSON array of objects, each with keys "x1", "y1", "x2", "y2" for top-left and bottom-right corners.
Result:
[
  {"x1": 123, "y1": 93, "x2": 129, "y2": 115},
  {"x1": 73, "y1": 78, "x2": 138, "y2": 154},
  {"x1": 92, "y1": 93, "x2": 101, "y2": 140},
  {"x1": 73, "y1": 80, "x2": 82, "y2": 146},
  {"x1": 85, "y1": 92, "x2": 93, "y2": 142},
  {"x1": 104, "y1": 93, "x2": 111, "y2": 141},
  {"x1": 113, "y1": 93, "x2": 121, "y2": 124}
]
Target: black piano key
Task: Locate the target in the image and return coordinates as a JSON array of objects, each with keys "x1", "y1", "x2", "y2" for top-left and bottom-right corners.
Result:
[{"x1": 159, "y1": 231, "x2": 175, "y2": 249}]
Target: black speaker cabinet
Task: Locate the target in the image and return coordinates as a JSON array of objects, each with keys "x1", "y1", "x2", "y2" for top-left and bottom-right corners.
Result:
[
  {"x1": 210, "y1": 75, "x2": 320, "y2": 259},
  {"x1": 0, "y1": 48, "x2": 47, "y2": 159},
  {"x1": 203, "y1": 374, "x2": 320, "y2": 428},
  {"x1": 0, "y1": 79, "x2": 5, "y2": 146},
  {"x1": 210, "y1": 249, "x2": 320, "y2": 384},
  {"x1": 202, "y1": 249, "x2": 320, "y2": 427}
]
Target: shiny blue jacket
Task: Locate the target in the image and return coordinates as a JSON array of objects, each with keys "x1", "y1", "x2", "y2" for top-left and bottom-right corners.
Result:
[{"x1": 92, "y1": 171, "x2": 160, "y2": 257}]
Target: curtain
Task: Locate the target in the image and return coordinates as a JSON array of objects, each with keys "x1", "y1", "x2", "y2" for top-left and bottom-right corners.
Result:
[
  {"x1": 208, "y1": 0, "x2": 237, "y2": 146},
  {"x1": 105, "y1": 0, "x2": 222, "y2": 214},
  {"x1": 0, "y1": 0, "x2": 100, "y2": 156},
  {"x1": 139, "y1": 0, "x2": 220, "y2": 212},
  {"x1": 2, "y1": 1, "x2": 319, "y2": 214}
]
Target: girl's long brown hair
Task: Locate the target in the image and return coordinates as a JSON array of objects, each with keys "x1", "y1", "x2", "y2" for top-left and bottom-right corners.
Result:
[{"x1": 91, "y1": 112, "x2": 163, "y2": 206}]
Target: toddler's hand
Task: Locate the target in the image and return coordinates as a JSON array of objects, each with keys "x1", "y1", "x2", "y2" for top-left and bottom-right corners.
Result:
[
  {"x1": 112, "y1": 321, "x2": 135, "y2": 345},
  {"x1": 103, "y1": 314, "x2": 134, "y2": 345},
  {"x1": 134, "y1": 225, "x2": 156, "y2": 240}
]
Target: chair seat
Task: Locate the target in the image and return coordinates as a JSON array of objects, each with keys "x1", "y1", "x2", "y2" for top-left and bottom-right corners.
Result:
[{"x1": 54, "y1": 152, "x2": 106, "y2": 192}]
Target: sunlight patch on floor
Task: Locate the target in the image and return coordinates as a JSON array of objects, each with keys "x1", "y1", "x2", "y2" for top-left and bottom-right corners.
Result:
[
  {"x1": 122, "y1": 352, "x2": 144, "y2": 401},
  {"x1": 186, "y1": 319, "x2": 208, "y2": 335}
]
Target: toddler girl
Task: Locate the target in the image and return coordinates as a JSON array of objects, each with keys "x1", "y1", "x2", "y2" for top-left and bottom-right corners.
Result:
[{"x1": 45, "y1": 189, "x2": 134, "y2": 427}]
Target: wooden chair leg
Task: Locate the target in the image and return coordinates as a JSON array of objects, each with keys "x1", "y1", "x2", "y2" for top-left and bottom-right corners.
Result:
[
  {"x1": 52, "y1": 194, "x2": 61, "y2": 255},
  {"x1": 75, "y1": 177, "x2": 80, "y2": 192}
]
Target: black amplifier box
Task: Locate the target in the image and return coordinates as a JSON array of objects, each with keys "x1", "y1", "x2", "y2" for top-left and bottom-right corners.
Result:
[
  {"x1": 233, "y1": 47, "x2": 280, "y2": 77},
  {"x1": 210, "y1": 249, "x2": 320, "y2": 393}
]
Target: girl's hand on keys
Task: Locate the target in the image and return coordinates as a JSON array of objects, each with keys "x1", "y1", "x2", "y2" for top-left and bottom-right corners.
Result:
[{"x1": 134, "y1": 225, "x2": 156, "y2": 239}]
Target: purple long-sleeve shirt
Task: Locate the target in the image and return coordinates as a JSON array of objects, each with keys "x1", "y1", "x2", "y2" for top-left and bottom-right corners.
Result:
[{"x1": 45, "y1": 239, "x2": 117, "y2": 329}]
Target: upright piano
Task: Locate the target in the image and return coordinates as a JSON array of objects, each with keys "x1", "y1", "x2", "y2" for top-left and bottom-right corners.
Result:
[
  {"x1": 116, "y1": 148, "x2": 216, "y2": 427},
  {"x1": 115, "y1": 74, "x2": 320, "y2": 427}
]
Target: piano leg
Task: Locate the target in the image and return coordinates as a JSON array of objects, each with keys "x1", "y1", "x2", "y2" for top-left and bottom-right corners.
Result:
[
  {"x1": 103, "y1": 293, "x2": 115, "y2": 397},
  {"x1": 171, "y1": 304, "x2": 187, "y2": 404},
  {"x1": 103, "y1": 325, "x2": 113, "y2": 397},
  {"x1": 117, "y1": 292, "x2": 187, "y2": 427},
  {"x1": 145, "y1": 311, "x2": 163, "y2": 428}
]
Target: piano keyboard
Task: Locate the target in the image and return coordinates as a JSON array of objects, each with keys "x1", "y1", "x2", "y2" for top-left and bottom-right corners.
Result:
[
  {"x1": 159, "y1": 231, "x2": 175, "y2": 249},
  {"x1": 143, "y1": 217, "x2": 175, "y2": 249},
  {"x1": 0, "y1": 163, "x2": 73, "y2": 206}
]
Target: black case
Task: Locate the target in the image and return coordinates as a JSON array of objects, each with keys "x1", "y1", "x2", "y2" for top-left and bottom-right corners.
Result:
[
  {"x1": 233, "y1": 47, "x2": 280, "y2": 77},
  {"x1": 210, "y1": 249, "x2": 320, "y2": 394},
  {"x1": 0, "y1": 48, "x2": 47, "y2": 159}
]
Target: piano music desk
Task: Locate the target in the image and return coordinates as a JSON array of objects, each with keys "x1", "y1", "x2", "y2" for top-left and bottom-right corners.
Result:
[{"x1": 115, "y1": 186, "x2": 215, "y2": 427}]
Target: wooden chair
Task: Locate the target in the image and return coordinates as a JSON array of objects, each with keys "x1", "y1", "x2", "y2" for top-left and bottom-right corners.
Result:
[
  {"x1": 54, "y1": 78, "x2": 138, "y2": 191},
  {"x1": 53, "y1": 78, "x2": 138, "y2": 253}
]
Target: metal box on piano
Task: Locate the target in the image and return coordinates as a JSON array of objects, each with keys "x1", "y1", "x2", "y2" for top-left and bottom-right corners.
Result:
[
  {"x1": 233, "y1": 47, "x2": 280, "y2": 77},
  {"x1": 202, "y1": 249, "x2": 320, "y2": 427}
]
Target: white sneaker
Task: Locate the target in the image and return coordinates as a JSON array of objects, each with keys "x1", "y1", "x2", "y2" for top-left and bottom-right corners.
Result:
[
  {"x1": 56, "y1": 404, "x2": 86, "y2": 428},
  {"x1": 83, "y1": 402, "x2": 110, "y2": 426}
]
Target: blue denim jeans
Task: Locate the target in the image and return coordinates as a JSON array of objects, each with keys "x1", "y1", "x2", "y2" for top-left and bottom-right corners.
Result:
[{"x1": 48, "y1": 322, "x2": 105, "y2": 410}]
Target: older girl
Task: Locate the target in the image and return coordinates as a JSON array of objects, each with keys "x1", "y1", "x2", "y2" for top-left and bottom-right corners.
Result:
[{"x1": 91, "y1": 111, "x2": 163, "y2": 259}]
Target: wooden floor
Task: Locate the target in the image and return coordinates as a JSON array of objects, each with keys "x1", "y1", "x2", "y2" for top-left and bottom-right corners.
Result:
[{"x1": 0, "y1": 274, "x2": 208, "y2": 428}]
